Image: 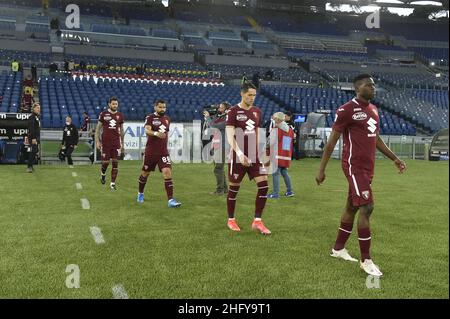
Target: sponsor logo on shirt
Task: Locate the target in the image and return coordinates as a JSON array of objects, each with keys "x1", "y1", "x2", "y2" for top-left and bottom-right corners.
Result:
[
  {"x1": 245, "y1": 119, "x2": 255, "y2": 131},
  {"x1": 109, "y1": 119, "x2": 117, "y2": 128},
  {"x1": 367, "y1": 117, "x2": 377, "y2": 133},
  {"x1": 153, "y1": 120, "x2": 162, "y2": 126},
  {"x1": 237, "y1": 114, "x2": 248, "y2": 122},
  {"x1": 352, "y1": 112, "x2": 368, "y2": 121},
  {"x1": 338, "y1": 108, "x2": 345, "y2": 112},
  {"x1": 159, "y1": 124, "x2": 167, "y2": 133},
  {"x1": 354, "y1": 108, "x2": 362, "y2": 111},
  {"x1": 104, "y1": 115, "x2": 112, "y2": 121},
  {"x1": 367, "y1": 133, "x2": 377, "y2": 137}
]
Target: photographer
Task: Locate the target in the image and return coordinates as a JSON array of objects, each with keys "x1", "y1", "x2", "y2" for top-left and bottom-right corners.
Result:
[
  {"x1": 203, "y1": 102, "x2": 231, "y2": 196},
  {"x1": 60, "y1": 115, "x2": 79, "y2": 167}
]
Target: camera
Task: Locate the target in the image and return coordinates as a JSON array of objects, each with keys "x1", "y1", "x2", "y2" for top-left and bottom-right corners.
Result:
[{"x1": 203, "y1": 104, "x2": 219, "y2": 116}]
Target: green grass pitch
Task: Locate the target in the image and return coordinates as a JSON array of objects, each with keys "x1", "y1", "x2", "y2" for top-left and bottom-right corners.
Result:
[{"x1": 0, "y1": 159, "x2": 448, "y2": 298}]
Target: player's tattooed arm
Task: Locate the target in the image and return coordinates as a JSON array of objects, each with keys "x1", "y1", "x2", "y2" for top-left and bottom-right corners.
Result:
[
  {"x1": 145, "y1": 125, "x2": 166, "y2": 139},
  {"x1": 376, "y1": 134, "x2": 407, "y2": 174},
  {"x1": 95, "y1": 121, "x2": 103, "y2": 150},
  {"x1": 316, "y1": 129, "x2": 341, "y2": 185},
  {"x1": 226, "y1": 125, "x2": 250, "y2": 166}
]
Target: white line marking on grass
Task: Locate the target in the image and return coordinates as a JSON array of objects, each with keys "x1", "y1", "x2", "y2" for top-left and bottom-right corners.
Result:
[
  {"x1": 76, "y1": 183, "x2": 82, "y2": 190},
  {"x1": 89, "y1": 226, "x2": 106, "y2": 244},
  {"x1": 112, "y1": 284, "x2": 129, "y2": 299},
  {"x1": 80, "y1": 198, "x2": 90, "y2": 210},
  {"x1": 72, "y1": 172, "x2": 78, "y2": 177}
]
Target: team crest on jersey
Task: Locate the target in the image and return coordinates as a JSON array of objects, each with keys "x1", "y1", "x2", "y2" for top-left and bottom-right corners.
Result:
[
  {"x1": 253, "y1": 112, "x2": 258, "y2": 118},
  {"x1": 352, "y1": 112, "x2": 368, "y2": 121},
  {"x1": 236, "y1": 114, "x2": 248, "y2": 121},
  {"x1": 362, "y1": 190, "x2": 370, "y2": 200},
  {"x1": 153, "y1": 120, "x2": 162, "y2": 126}
]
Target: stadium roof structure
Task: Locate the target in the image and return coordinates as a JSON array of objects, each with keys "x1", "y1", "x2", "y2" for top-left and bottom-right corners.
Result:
[{"x1": 324, "y1": 0, "x2": 449, "y2": 9}]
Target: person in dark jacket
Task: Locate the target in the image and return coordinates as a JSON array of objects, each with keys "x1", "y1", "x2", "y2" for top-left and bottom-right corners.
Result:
[
  {"x1": 26, "y1": 102, "x2": 41, "y2": 173},
  {"x1": 61, "y1": 115, "x2": 79, "y2": 167},
  {"x1": 203, "y1": 102, "x2": 231, "y2": 195}
]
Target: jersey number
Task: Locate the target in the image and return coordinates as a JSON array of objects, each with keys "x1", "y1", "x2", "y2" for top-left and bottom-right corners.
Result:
[{"x1": 161, "y1": 156, "x2": 171, "y2": 164}]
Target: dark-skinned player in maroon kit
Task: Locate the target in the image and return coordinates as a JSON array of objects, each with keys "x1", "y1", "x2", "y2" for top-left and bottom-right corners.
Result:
[{"x1": 316, "y1": 74, "x2": 407, "y2": 277}]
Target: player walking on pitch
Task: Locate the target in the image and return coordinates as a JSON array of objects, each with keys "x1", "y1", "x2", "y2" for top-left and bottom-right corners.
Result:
[
  {"x1": 225, "y1": 82, "x2": 271, "y2": 235},
  {"x1": 316, "y1": 74, "x2": 407, "y2": 276},
  {"x1": 137, "y1": 99, "x2": 181, "y2": 208},
  {"x1": 95, "y1": 97, "x2": 125, "y2": 190}
]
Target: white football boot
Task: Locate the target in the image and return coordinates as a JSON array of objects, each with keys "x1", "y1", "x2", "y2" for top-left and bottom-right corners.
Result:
[
  {"x1": 330, "y1": 248, "x2": 358, "y2": 262},
  {"x1": 360, "y1": 259, "x2": 383, "y2": 277}
]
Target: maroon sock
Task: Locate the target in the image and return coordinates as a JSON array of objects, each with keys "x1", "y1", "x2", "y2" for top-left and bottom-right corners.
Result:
[
  {"x1": 333, "y1": 222, "x2": 354, "y2": 250},
  {"x1": 358, "y1": 228, "x2": 372, "y2": 261},
  {"x1": 101, "y1": 161, "x2": 109, "y2": 174},
  {"x1": 111, "y1": 160, "x2": 118, "y2": 183},
  {"x1": 227, "y1": 185, "x2": 240, "y2": 218},
  {"x1": 254, "y1": 180, "x2": 268, "y2": 218},
  {"x1": 138, "y1": 175, "x2": 148, "y2": 193},
  {"x1": 164, "y1": 179, "x2": 173, "y2": 200}
]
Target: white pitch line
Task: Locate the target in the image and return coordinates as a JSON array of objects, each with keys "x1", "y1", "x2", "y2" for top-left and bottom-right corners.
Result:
[
  {"x1": 76, "y1": 183, "x2": 82, "y2": 190},
  {"x1": 89, "y1": 226, "x2": 106, "y2": 244},
  {"x1": 112, "y1": 284, "x2": 129, "y2": 299},
  {"x1": 72, "y1": 172, "x2": 78, "y2": 177},
  {"x1": 80, "y1": 198, "x2": 90, "y2": 210}
]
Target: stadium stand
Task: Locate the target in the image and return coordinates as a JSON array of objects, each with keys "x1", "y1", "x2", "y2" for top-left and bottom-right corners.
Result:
[{"x1": 0, "y1": 71, "x2": 23, "y2": 113}]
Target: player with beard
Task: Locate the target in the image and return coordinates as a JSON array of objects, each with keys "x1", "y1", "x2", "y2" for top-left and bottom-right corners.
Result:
[
  {"x1": 95, "y1": 97, "x2": 125, "y2": 190},
  {"x1": 137, "y1": 99, "x2": 182, "y2": 208}
]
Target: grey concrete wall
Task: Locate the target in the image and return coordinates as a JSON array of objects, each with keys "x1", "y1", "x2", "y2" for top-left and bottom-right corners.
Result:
[
  {"x1": 0, "y1": 39, "x2": 50, "y2": 52},
  {"x1": 64, "y1": 44, "x2": 195, "y2": 62},
  {"x1": 205, "y1": 54, "x2": 289, "y2": 68}
]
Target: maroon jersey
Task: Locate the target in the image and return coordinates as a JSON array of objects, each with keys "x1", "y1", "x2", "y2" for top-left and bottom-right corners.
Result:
[
  {"x1": 332, "y1": 98, "x2": 380, "y2": 176},
  {"x1": 145, "y1": 113, "x2": 170, "y2": 156},
  {"x1": 98, "y1": 110, "x2": 124, "y2": 148},
  {"x1": 226, "y1": 104, "x2": 262, "y2": 162}
]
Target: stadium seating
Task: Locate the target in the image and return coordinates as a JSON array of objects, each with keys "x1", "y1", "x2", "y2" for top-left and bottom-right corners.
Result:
[
  {"x1": 65, "y1": 54, "x2": 208, "y2": 78},
  {"x1": 376, "y1": 90, "x2": 447, "y2": 133},
  {"x1": 38, "y1": 76, "x2": 283, "y2": 128},
  {"x1": 286, "y1": 49, "x2": 369, "y2": 62},
  {"x1": 0, "y1": 49, "x2": 50, "y2": 68},
  {"x1": 261, "y1": 86, "x2": 417, "y2": 135},
  {"x1": 0, "y1": 71, "x2": 23, "y2": 113},
  {"x1": 152, "y1": 29, "x2": 178, "y2": 39},
  {"x1": 0, "y1": 16, "x2": 15, "y2": 30},
  {"x1": 25, "y1": 23, "x2": 49, "y2": 33},
  {"x1": 206, "y1": 64, "x2": 314, "y2": 83}
]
